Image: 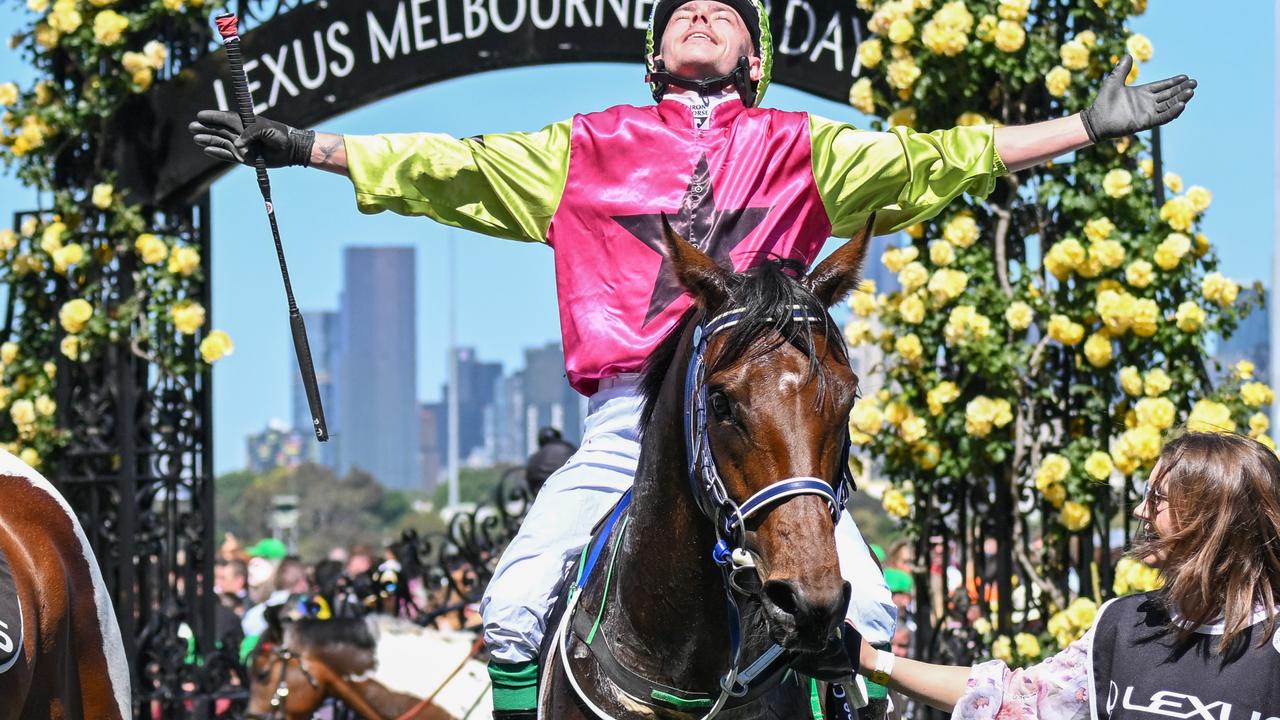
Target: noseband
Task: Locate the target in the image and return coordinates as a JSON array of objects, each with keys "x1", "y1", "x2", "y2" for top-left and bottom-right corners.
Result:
[{"x1": 246, "y1": 644, "x2": 318, "y2": 720}]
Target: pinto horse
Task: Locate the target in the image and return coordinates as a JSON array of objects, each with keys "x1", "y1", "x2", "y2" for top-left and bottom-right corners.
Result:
[
  {"x1": 0, "y1": 449, "x2": 132, "y2": 719},
  {"x1": 245, "y1": 612, "x2": 491, "y2": 719},
  {"x1": 540, "y1": 218, "x2": 872, "y2": 719}
]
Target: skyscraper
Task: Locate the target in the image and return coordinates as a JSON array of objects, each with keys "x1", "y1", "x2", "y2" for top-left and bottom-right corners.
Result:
[
  {"x1": 1218, "y1": 288, "x2": 1270, "y2": 384},
  {"x1": 522, "y1": 342, "x2": 583, "y2": 446},
  {"x1": 336, "y1": 247, "x2": 420, "y2": 490},
  {"x1": 290, "y1": 309, "x2": 339, "y2": 471}
]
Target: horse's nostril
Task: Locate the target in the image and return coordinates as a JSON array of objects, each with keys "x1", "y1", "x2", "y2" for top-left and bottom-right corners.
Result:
[{"x1": 764, "y1": 580, "x2": 801, "y2": 617}]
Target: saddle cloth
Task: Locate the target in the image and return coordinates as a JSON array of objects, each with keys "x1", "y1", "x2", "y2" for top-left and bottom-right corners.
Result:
[{"x1": 0, "y1": 543, "x2": 23, "y2": 673}]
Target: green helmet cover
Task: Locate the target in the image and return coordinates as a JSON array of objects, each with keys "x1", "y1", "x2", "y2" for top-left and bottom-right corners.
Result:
[{"x1": 645, "y1": 0, "x2": 773, "y2": 106}]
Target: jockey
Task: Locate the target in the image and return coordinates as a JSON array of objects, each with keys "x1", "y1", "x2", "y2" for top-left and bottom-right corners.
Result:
[{"x1": 190, "y1": 2, "x2": 1195, "y2": 716}]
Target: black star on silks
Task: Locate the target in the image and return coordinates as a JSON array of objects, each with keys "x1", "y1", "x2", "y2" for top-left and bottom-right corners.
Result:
[{"x1": 612, "y1": 155, "x2": 772, "y2": 325}]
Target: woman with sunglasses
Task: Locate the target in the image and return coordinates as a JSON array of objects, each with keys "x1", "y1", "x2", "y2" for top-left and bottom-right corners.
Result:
[{"x1": 847, "y1": 431, "x2": 1280, "y2": 719}]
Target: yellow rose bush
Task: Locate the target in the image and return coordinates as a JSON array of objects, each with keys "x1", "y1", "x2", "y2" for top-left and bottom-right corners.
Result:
[
  {"x1": 0, "y1": 0, "x2": 225, "y2": 468},
  {"x1": 847, "y1": 0, "x2": 1262, "y2": 662}
]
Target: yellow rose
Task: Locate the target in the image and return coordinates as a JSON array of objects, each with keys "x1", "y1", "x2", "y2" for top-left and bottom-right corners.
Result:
[
  {"x1": 1135, "y1": 397, "x2": 1176, "y2": 430},
  {"x1": 887, "y1": 57, "x2": 922, "y2": 91},
  {"x1": 143, "y1": 39, "x2": 168, "y2": 68},
  {"x1": 992, "y1": 635, "x2": 1013, "y2": 664},
  {"x1": 60, "y1": 334, "x2": 80, "y2": 360},
  {"x1": 1201, "y1": 272, "x2": 1239, "y2": 306},
  {"x1": 898, "y1": 261, "x2": 929, "y2": 292},
  {"x1": 993, "y1": 20, "x2": 1025, "y2": 53},
  {"x1": 34, "y1": 394, "x2": 55, "y2": 417},
  {"x1": 943, "y1": 211, "x2": 979, "y2": 248},
  {"x1": 898, "y1": 293, "x2": 926, "y2": 324},
  {"x1": 1159, "y1": 196, "x2": 1196, "y2": 231},
  {"x1": 26, "y1": 0, "x2": 48, "y2": 11},
  {"x1": 1060, "y1": 39, "x2": 1089, "y2": 70},
  {"x1": 857, "y1": 38, "x2": 884, "y2": 68},
  {"x1": 927, "y1": 268, "x2": 968, "y2": 304},
  {"x1": 1185, "y1": 185, "x2": 1212, "y2": 213},
  {"x1": 905, "y1": 223, "x2": 925, "y2": 239},
  {"x1": 52, "y1": 243, "x2": 84, "y2": 274},
  {"x1": 964, "y1": 396, "x2": 995, "y2": 437},
  {"x1": 1241, "y1": 382, "x2": 1275, "y2": 408},
  {"x1": 1059, "y1": 500, "x2": 1091, "y2": 532},
  {"x1": 1036, "y1": 453, "x2": 1071, "y2": 485},
  {"x1": 1119, "y1": 366, "x2": 1143, "y2": 397},
  {"x1": 0, "y1": 229, "x2": 16, "y2": 253},
  {"x1": 1188, "y1": 399, "x2": 1235, "y2": 433},
  {"x1": 944, "y1": 305, "x2": 991, "y2": 345},
  {"x1": 170, "y1": 301, "x2": 207, "y2": 335},
  {"x1": 955, "y1": 112, "x2": 986, "y2": 127},
  {"x1": 48, "y1": 0, "x2": 82, "y2": 33},
  {"x1": 1084, "y1": 451, "x2": 1113, "y2": 481},
  {"x1": 1066, "y1": 597, "x2": 1098, "y2": 630},
  {"x1": 929, "y1": 240, "x2": 955, "y2": 266},
  {"x1": 849, "y1": 291, "x2": 877, "y2": 318},
  {"x1": 914, "y1": 441, "x2": 940, "y2": 470},
  {"x1": 200, "y1": 330, "x2": 235, "y2": 363},
  {"x1": 1045, "y1": 65, "x2": 1071, "y2": 97},
  {"x1": 168, "y1": 246, "x2": 201, "y2": 276},
  {"x1": 1005, "y1": 301, "x2": 1033, "y2": 331},
  {"x1": 1139, "y1": 157, "x2": 1154, "y2": 177},
  {"x1": 1152, "y1": 245, "x2": 1181, "y2": 271},
  {"x1": 59, "y1": 298, "x2": 93, "y2": 333},
  {"x1": 41, "y1": 220, "x2": 66, "y2": 253},
  {"x1": 18, "y1": 447, "x2": 40, "y2": 468},
  {"x1": 900, "y1": 415, "x2": 927, "y2": 443},
  {"x1": 1174, "y1": 301, "x2": 1205, "y2": 332},
  {"x1": 895, "y1": 333, "x2": 924, "y2": 362},
  {"x1": 91, "y1": 182, "x2": 114, "y2": 210},
  {"x1": 1143, "y1": 369, "x2": 1172, "y2": 397},
  {"x1": 1090, "y1": 240, "x2": 1125, "y2": 270},
  {"x1": 1083, "y1": 217, "x2": 1114, "y2": 243},
  {"x1": 10, "y1": 399, "x2": 35, "y2": 427},
  {"x1": 934, "y1": 1, "x2": 975, "y2": 32},
  {"x1": 162, "y1": 0, "x2": 186, "y2": 10},
  {"x1": 1131, "y1": 298, "x2": 1159, "y2": 337},
  {"x1": 0, "y1": 341, "x2": 16, "y2": 365},
  {"x1": 884, "y1": 401, "x2": 910, "y2": 426},
  {"x1": 1102, "y1": 169, "x2": 1133, "y2": 198},
  {"x1": 1047, "y1": 314, "x2": 1084, "y2": 346},
  {"x1": 927, "y1": 381, "x2": 960, "y2": 416},
  {"x1": 887, "y1": 106, "x2": 917, "y2": 129},
  {"x1": 0, "y1": 82, "x2": 17, "y2": 107},
  {"x1": 997, "y1": 0, "x2": 1030, "y2": 20},
  {"x1": 975, "y1": 14, "x2": 998, "y2": 42},
  {"x1": 844, "y1": 320, "x2": 872, "y2": 346},
  {"x1": 850, "y1": 398, "x2": 885, "y2": 435},
  {"x1": 881, "y1": 245, "x2": 919, "y2": 273},
  {"x1": 122, "y1": 51, "x2": 150, "y2": 74},
  {"x1": 1096, "y1": 289, "x2": 1136, "y2": 335},
  {"x1": 135, "y1": 233, "x2": 168, "y2": 265},
  {"x1": 131, "y1": 68, "x2": 154, "y2": 92},
  {"x1": 888, "y1": 16, "x2": 915, "y2": 44},
  {"x1": 1013, "y1": 631, "x2": 1041, "y2": 659},
  {"x1": 1125, "y1": 260, "x2": 1154, "y2": 289},
  {"x1": 849, "y1": 77, "x2": 875, "y2": 114},
  {"x1": 1249, "y1": 412, "x2": 1270, "y2": 437},
  {"x1": 882, "y1": 488, "x2": 912, "y2": 519},
  {"x1": 1083, "y1": 333, "x2": 1113, "y2": 368},
  {"x1": 1125, "y1": 33, "x2": 1153, "y2": 62},
  {"x1": 1162, "y1": 171, "x2": 1183, "y2": 194},
  {"x1": 1076, "y1": 30, "x2": 1097, "y2": 48},
  {"x1": 1236, "y1": 360, "x2": 1256, "y2": 379},
  {"x1": 93, "y1": 10, "x2": 129, "y2": 45}
]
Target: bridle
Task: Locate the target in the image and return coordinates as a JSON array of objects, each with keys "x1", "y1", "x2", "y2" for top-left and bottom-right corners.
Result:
[
  {"x1": 246, "y1": 643, "x2": 318, "y2": 720},
  {"x1": 557, "y1": 302, "x2": 855, "y2": 720},
  {"x1": 682, "y1": 304, "x2": 854, "y2": 714}
]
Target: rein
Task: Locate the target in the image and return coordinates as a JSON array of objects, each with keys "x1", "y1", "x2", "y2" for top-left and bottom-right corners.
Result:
[{"x1": 558, "y1": 304, "x2": 854, "y2": 719}]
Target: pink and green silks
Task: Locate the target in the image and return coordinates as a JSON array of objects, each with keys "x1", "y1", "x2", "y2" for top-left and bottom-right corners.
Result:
[{"x1": 344, "y1": 98, "x2": 1007, "y2": 395}]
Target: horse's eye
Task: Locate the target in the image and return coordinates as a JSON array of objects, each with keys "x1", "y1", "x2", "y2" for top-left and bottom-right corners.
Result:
[{"x1": 709, "y1": 391, "x2": 734, "y2": 422}]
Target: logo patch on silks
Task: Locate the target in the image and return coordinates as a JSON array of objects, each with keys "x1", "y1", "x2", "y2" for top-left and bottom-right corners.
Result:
[{"x1": 0, "y1": 545, "x2": 24, "y2": 673}]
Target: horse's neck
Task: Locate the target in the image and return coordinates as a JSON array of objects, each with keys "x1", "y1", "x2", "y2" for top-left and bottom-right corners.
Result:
[
  {"x1": 603, "y1": 364, "x2": 735, "y2": 687},
  {"x1": 347, "y1": 678, "x2": 446, "y2": 720}
]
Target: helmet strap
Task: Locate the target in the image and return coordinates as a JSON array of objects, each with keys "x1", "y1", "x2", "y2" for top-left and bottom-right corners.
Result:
[{"x1": 649, "y1": 56, "x2": 757, "y2": 106}]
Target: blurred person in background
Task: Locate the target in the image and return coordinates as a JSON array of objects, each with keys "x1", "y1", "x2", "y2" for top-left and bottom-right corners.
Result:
[{"x1": 524, "y1": 427, "x2": 576, "y2": 497}]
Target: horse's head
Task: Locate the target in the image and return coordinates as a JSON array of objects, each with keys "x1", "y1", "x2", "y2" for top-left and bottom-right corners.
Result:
[
  {"x1": 653, "y1": 215, "x2": 871, "y2": 652},
  {"x1": 245, "y1": 613, "x2": 377, "y2": 720}
]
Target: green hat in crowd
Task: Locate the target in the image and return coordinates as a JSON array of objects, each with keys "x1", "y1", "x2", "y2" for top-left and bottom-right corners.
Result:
[
  {"x1": 884, "y1": 567, "x2": 913, "y2": 594},
  {"x1": 870, "y1": 543, "x2": 886, "y2": 563},
  {"x1": 246, "y1": 537, "x2": 287, "y2": 560}
]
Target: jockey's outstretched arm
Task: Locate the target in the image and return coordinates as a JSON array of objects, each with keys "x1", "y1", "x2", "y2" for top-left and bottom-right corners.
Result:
[{"x1": 995, "y1": 54, "x2": 1195, "y2": 172}]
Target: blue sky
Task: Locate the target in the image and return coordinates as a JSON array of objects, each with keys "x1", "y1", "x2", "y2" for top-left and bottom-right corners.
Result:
[{"x1": 0, "y1": 4, "x2": 1274, "y2": 474}]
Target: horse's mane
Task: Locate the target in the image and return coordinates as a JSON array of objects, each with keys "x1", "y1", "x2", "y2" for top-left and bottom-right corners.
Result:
[{"x1": 638, "y1": 259, "x2": 846, "y2": 432}]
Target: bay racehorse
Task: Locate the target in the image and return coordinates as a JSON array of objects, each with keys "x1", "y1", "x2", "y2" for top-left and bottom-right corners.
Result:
[
  {"x1": 540, "y1": 217, "x2": 873, "y2": 718},
  {"x1": 0, "y1": 449, "x2": 132, "y2": 719},
  {"x1": 246, "y1": 611, "x2": 491, "y2": 719}
]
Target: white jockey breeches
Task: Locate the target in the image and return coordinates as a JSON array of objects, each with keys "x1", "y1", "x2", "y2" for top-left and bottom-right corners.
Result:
[{"x1": 479, "y1": 376, "x2": 897, "y2": 664}]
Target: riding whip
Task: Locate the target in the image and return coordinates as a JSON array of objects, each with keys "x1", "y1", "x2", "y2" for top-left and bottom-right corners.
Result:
[{"x1": 214, "y1": 13, "x2": 329, "y2": 441}]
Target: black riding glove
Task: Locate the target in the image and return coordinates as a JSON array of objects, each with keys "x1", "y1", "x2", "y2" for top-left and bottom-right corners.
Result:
[
  {"x1": 793, "y1": 621, "x2": 862, "y2": 684},
  {"x1": 187, "y1": 109, "x2": 315, "y2": 168},
  {"x1": 1081, "y1": 54, "x2": 1196, "y2": 143}
]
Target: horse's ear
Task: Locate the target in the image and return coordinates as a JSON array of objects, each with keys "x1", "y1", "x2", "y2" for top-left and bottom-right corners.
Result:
[
  {"x1": 263, "y1": 602, "x2": 287, "y2": 644},
  {"x1": 660, "y1": 214, "x2": 732, "y2": 309},
  {"x1": 807, "y1": 214, "x2": 876, "y2": 308}
]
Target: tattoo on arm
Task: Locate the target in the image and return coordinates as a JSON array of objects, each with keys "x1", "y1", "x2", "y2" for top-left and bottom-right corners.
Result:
[{"x1": 310, "y1": 132, "x2": 349, "y2": 176}]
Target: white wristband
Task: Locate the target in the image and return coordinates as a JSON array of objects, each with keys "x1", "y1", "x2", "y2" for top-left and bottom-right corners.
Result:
[{"x1": 870, "y1": 649, "x2": 895, "y2": 686}]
